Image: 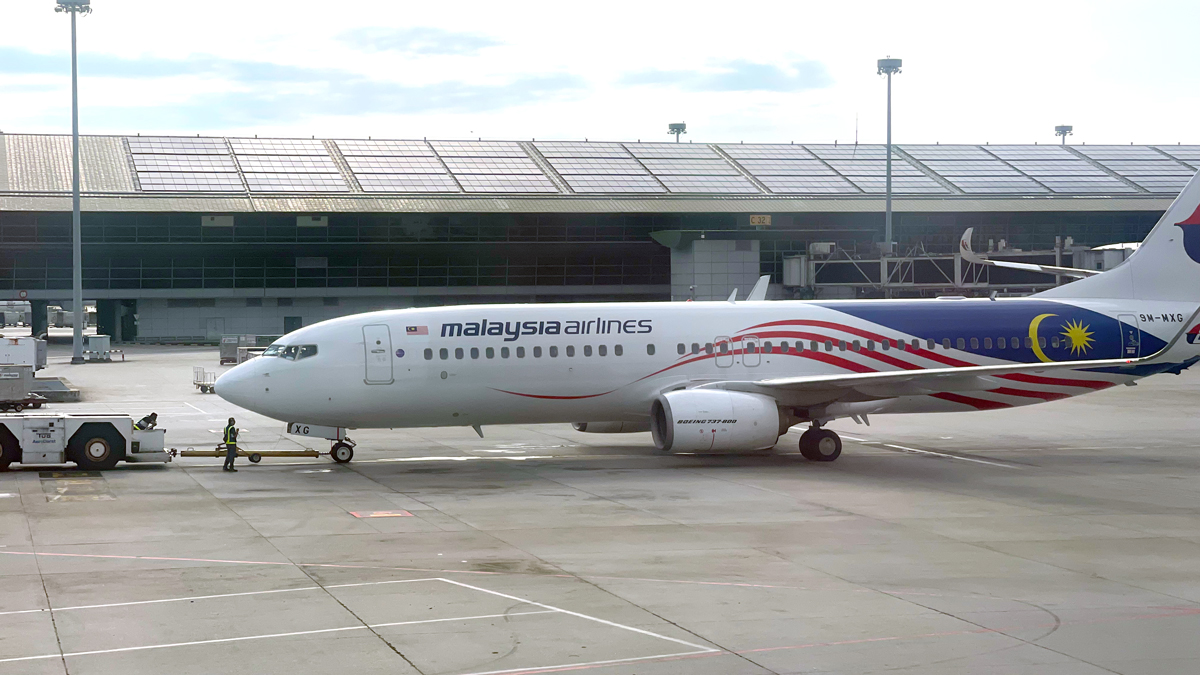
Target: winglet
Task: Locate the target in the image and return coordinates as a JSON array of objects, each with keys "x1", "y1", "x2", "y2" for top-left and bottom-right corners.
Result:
[
  {"x1": 727, "y1": 288, "x2": 738, "y2": 303},
  {"x1": 746, "y1": 275, "x2": 771, "y2": 301},
  {"x1": 959, "y1": 227, "x2": 987, "y2": 266}
]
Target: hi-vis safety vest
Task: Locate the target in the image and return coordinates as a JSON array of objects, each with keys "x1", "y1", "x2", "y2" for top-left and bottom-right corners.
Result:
[{"x1": 223, "y1": 425, "x2": 237, "y2": 444}]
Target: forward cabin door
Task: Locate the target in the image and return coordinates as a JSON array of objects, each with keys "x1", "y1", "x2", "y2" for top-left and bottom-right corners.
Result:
[
  {"x1": 742, "y1": 335, "x2": 761, "y2": 367},
  {"x1": 363, "y1": 324, "x2": 394, "y2": 384},
  {"x1": 1117, "y1": 314, "x2": 1140, "y2": 358}
]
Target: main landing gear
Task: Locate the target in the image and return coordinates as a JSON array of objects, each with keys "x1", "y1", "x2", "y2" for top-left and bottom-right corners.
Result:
[{"x1": 799, "y1": 425, "x2": 841, "y2": 462}]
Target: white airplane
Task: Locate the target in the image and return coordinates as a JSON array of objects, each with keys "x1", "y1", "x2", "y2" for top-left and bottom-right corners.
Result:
[{"x1": 216, "y1": 171, "x2": 1200, "y2": 462}]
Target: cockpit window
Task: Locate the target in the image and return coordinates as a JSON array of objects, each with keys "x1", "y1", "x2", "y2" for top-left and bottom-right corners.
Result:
[
  {"x1": 262, "y1": 345, "x2": 282, "y2": 357},
  {"x1": 297, "y1": 345, "x2": 318, "y2": 360},
  {"x1": 281, "y1": 345, "x2": 298, "y2": 360}
]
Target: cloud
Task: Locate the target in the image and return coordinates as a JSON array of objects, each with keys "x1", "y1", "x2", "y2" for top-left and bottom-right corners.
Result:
[
  {"x1": 621, "y1": 60, "x2": 832, "y2": 93},
  {"x1": 339, "y1": 27, "x2": 501, "y2": 56},
  {"x1": 0, "y1": 47, "x2": 586, "y2": 126}
]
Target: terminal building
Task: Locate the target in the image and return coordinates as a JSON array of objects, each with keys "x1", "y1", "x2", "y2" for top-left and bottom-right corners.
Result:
[{"x1": 0, "y1": 133, "x2": 1194, "y2": 342}]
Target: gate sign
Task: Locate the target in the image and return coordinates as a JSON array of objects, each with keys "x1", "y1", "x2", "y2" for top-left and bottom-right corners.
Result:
[
  {"x1": 286, "y1": 422, "x2": 345, "y2": 440},
  {"x1": 749, "y1": 215, "x2": 771, "y2": 227}
]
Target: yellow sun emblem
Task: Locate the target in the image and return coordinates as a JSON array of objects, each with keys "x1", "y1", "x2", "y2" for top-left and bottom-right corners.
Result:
[{"x1": 1060, "y1": 319, "x2": 1095, "y2": 356}]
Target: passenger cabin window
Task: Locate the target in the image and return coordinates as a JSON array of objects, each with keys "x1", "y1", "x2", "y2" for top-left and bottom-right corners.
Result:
[
  {"x1": 646, "y1": 344, "x2": 655, "y2": 355},
  {"x1": 470, "y1": 347, "x2": 480, "y2": 359},
  {"x1": 533, "y1": 346, "x2": 543, "y2": 358},
  {"x1": 566, "y1": 346, "x2": 575, "y2": 357},
  {"x1": 824, "y1": 340, "x2": 832, "y2": 352},
  {"x1": 677, "y1": 343, "x2": 686, "y2": 355},
  {"x1": 501, "y1": 347, "x2": 510, "y2": 358},
  {"x1": 719, "y1": 343, "x2": 729, "y2": 354},
  {"x1": 1025, "y1": 336, "x2": 1034, "y2": 348},
  {"x1": 549, "y1": 346, "x2": 558, "y2": 357},
  {"x1": 851, "y1": 340, "x2": 861, "y2": 351},
  {"x1": 584, "y1": 345, "x2": 592, "y2": 356},
  {"x1": 867, "y1": 340, "x2": 875, "y2": 351},
  {"x1": 838, "y1": 340, "x2": 847, "y2": 352},
  {"x1": 614, "y1": 344, "x2": 623, "y2": 356},
  {"x1": 517, "y1": 347, "x2": 526, "y2": 358},
  {"x1": 705, "y1": 343, "x2": 713, "y2": 355},
  {"x1": 970, "y1": 338, "x2": 979, "y2": 350},
  {"x1": 997, "y1": 337, "x2": 1006, "y2": 349},
  {"x1": 882, "y1": 340, "x2": 890, "y2": 351},
  {"x1": 424, "y1": 348, "x2": 433, "y2": 360},
  {"x1": 957, "y1": 338, "x2": 966, "y2": 350},
  {"x1": 263, "y1": 345, "x2": 281, "y2": 357},
  {"x1": 811, "y1": 341, "x2": 819, "y2": 352},
  {"x1": 692, "y1": 343, "x2": 700, "y2": 355},
  {"x1": 599, "y1": 345, "x2": 608, "y2": 356},
  {"x1": 984, "y1": 338, "x2": 993, "y2": 349},
  {"x1": 942, "y1": 338, "x2": 951, "y2": 350},
  {"x1": 486, "y1": 347, "x2": 495, "y2": 359},
  {"x1": 455, "y1": 347, "x2": 464, "y2": 359},
  {"x1": 439, "y1": 348, "x2": 449, "y2": 360},
  {"x1": 1051, "y1": 337, "x2": 1060, "y2": 349},
  {"x1": 1040, "y1": 337, "x2": 1047, "y2": 348},
  {"x1": 780, "y1": 341, "x2": 789, "y2": 352}
]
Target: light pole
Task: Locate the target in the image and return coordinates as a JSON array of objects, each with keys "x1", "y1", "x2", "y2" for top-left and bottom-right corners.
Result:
[
  {"x1": 1055, "y1": 125, "x2": 1073, "y2": 145},
  {"x1": 56, "y1": 0, "x2": 90, "y2": 364},
  {"x1": 668, "y1": 122, "x2": 686, "y2": 143},
  {"x1": 877, "y1": 57, "x2": 901, "y2": 255}
]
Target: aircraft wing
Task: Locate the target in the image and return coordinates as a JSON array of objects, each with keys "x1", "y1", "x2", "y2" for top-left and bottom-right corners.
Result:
[{"x1": 960, "y1": 227, "x2": 1101, "y2": 278}]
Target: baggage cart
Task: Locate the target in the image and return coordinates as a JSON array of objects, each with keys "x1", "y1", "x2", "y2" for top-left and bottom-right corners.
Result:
[{"x1": 193, "y1": 366, "x2": 217, "y2": 394}]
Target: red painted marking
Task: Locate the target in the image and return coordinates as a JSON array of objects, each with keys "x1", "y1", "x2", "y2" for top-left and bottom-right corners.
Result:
[
  {"x1": 1177, "y1": 202, "x2": 1200, "y2": 226},
  {"x1": 742, "y1": 319, "x2": 977, "y2": 367},
  {"x1": 749, "y1": 330, "x2": 925, "y2": 370},
  {"x1": 931, "y1": 392, "x2": 1012, "y2": 410},
  {"x1": 987, "y1": 387, "x2": 1071, "y2": 402},
  {"x1": 999, "y1": 373, "x2": 1114, "y2": 390},
  {"x1": 491, "y1": 388, "x2": 614, "y2": 400}
]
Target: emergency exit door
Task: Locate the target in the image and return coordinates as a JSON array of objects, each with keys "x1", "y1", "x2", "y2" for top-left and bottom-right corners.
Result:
[
  {"x1": 1117, "y1": 314, "x2": 1140, "y2": 358},
  {"x1": 363, "y1": 324, "x2": 393, "y2": 384}
]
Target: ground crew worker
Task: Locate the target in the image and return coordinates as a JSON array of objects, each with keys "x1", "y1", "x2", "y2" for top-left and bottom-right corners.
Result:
[
  {"x1": 134, "y1": 412, "x2": 158, "y2": 430},
  {"x1": 222, "y1": 417, "x2": 239, "y2": 472}
]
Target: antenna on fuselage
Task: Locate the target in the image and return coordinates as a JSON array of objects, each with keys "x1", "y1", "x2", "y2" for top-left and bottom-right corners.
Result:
[{"x1": 727, "y1": 289, "x2": 738, "y2": 303}]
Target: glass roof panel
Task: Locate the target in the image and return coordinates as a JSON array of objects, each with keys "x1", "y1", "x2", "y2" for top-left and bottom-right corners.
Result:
[
  {"x1": 243, "y1": 173, "x2": 348, "y2": 192},
  {"x1": 737, "y1": 160, "x2": 836, "y2": 176},
  {"x1": 944, "y1": 176, "x2": 1049, "y2": 193},
  {"x1": 533, "y1": 141, "x2": 630, "y2": 158},
  {"x1": 1005, "y1": 161, "x2": 1106, "y2": 177},
  {"x1": 805, "y1": 144, "x2": 896, "y2": 159},
  {"x1": 565, "y1": 176, "x2": 666, "y2": 193},
  {"x1": 229, "y1": 138, "x2": 328, "y2": 156},
  {"x1": 1125, "y1": 177, "x2": 1190, "y2": 192},
  {"x1": 845, "y1": 176, "x2": 950, "y2": 193},
  {"x1": 456, "y1": 175, "x2": 558, "y2": 193},
  {"x1": 136, "y1": 172, "x2": 244, "y2": 191},
  {"x1": 641, "y1": 159, "x2": 739, "y2": 175},
  {"x1": 430, "y1": 140, "x2": 528, "y2": 157},
  {"x1": 624, "y1": 143, "x2": 721, "y2": 159},
  {"x1": 1096, "y1": 159, "x2": 1192, "y2": 174},
  {"x1": 235, "y1": 156, "x2": 339, "y2": 173},
  {"x1": 1038, "y1": 177, "x2": 1137, "y2": 193},
  {"x1": 658, "y1": 176, "x2": 760, "y2": 193},
  {"x1": 357, "y1": 174, "x2": 460, "y2": 192},
  {"x1": 335, "y1": 139, "x2": 435, "y2": 157},
  {"x1": 983, "y1": 146, "x2": 1074, "y2": 160},
  {"x1": 546, "y1": 158, "x2": 646, "y2": 174},
  {"x1": 759, "y1": 176, "x2": 860, "y2": 194},
  {"x1": 901, "y1": 145, "x2": 994, "y2": 160},
  {"x1": 718, "y1": 144, "x2": 814, "y2": 159},
  {"x1": 345, "y1": 156, "x2": 446, "y2": 173},
  {"x1": 1154, "y1": 146, "x2": 1200, "y2": 162},
  {"x1": 920, "y1": 159, "x2": 1019, "y2": 175},
  {"x1": 1072, "y1": 146, "x2": 1163, "y2": 159},
  {"x1": 126, "y1": 137, "x2": 229, "y2": 155},
  {"x1": 132, "y1": 154, "x2": 237, "y2": 172},
  {"x1": 443, "y1": 157, "x2": 542, "y2": 174}
]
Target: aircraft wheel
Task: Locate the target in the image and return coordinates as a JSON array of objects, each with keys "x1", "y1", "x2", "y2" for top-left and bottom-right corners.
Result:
[
  {"x1": 799, "y1": 428, "x2": 842, "y2": 462},
  {"x1": 248, "y1": 453, "x2": 262, "y2": 463},
  {"x1": 331, "y1": 443, "x2": 353, "y2": 463}
]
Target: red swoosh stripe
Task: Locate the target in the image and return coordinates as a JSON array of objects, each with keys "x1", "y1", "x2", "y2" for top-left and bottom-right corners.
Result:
[
  {"x1": 997, "y1": 373, "x2": 1114, "y2": 390},
  {"x1": 931, "y1": 392, "x2": 1013, "y2": 410},
  {"x1": 987, "y1": 387, "x2": 1071, "y2": 402}
]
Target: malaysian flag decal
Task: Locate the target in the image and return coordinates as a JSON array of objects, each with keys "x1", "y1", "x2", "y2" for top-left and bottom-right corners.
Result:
[{"x1": 406, "y1": 325, "x2": 428, "y2": 335}]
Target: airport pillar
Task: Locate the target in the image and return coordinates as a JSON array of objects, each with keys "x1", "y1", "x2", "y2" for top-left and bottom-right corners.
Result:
[
  {"x1": 96, "y1": 299, "x2": 117, "y2": 339},
  {"x1": 30, "y1": 300, "x2": 49, "y2": 338}
]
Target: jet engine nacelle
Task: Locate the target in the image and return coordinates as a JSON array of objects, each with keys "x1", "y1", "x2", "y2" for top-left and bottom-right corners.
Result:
[
  {"x1": 650, "y1": 389, "x2": 782, "y2": 453},
  {"x1": 572, "y1": 421, "x2": 651, "y2": 433}
]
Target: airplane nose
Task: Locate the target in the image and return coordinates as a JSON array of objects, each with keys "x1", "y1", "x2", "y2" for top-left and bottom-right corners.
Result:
[{"x1": 214, "y1": 364, "x2": 254, "y2": 408}]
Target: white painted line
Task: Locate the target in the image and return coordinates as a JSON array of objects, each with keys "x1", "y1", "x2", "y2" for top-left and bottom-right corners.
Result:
[
  {"x1": 437, "y1": 578, "x2": 715, "y2": 652},
  {"x1": 374, "y1": 456, "x2": 555, "y2": 463},
  {"x1": 0, "y1": 578, "x2": 438, "y2": 617},
  {"x1": 184, "y1": 402, "x2": 205, "y2": 413},
  {"x1": 880, "y1": 443, "x2": 1021, "y2": 469},
  {"x1": 0, "y1": 586, "x2": 322, "y2": 616},
  {"x1": 459, "y1": 650, "x2": 717, "y2": 675},
  {"x1": 0, "y1": 610, "x2": 557, "y2": 664},
  {"x1": 840, "y1": 434, "x2": 868, "y2": 442}
]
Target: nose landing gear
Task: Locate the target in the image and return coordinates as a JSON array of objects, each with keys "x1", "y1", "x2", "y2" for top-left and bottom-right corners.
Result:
[
  {"x1": 799, "y1": 425, "x2": 842, "y2": 462},
  {"x1": 331, "y1": 440, "x2": 355, "y2": 463}
]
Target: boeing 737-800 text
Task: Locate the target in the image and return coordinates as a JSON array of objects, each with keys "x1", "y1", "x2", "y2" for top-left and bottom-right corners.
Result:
[{"x1": 215, "y1": 171, "x2": 1200, "y2": 462}]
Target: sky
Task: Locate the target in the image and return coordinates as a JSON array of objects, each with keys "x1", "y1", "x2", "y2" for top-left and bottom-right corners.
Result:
[{"x1": 0, "y1": 0, "x2": 1196, "y2": 145}]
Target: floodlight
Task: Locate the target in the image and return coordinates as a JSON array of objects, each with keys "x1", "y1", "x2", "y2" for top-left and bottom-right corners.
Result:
[{"x1": 668, "y1": 122, "x2": 687, "y2": 142}]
